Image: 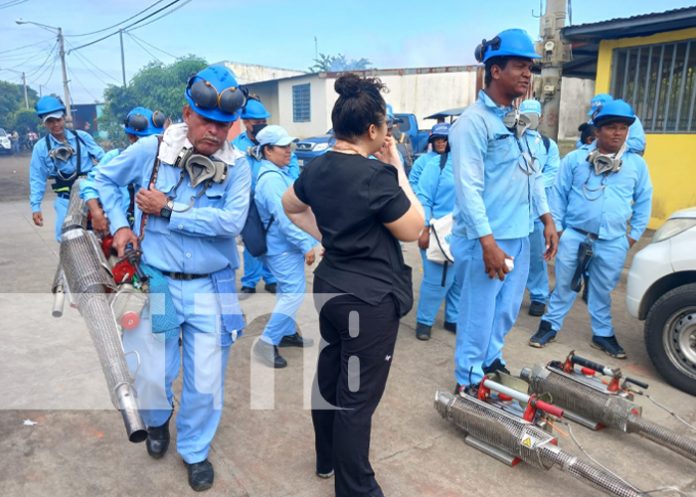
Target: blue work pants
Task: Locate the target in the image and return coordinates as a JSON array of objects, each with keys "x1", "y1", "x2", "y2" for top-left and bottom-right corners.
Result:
[
  {"x1": 259, "y1": 251, "x2": 306, "y2": 345},
  {"x1": 416, "y1": 250, "x2": 461, "y2": 326},
  {"x1": 241, "y1": 247, "x2": 276, "y2": 288},
  {"x1": 526, "y1": 219, "x2": 549, "y2": 303}
]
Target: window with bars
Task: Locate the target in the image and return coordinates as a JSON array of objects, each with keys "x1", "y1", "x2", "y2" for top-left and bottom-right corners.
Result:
[
  {"x1": 292, "y1": 83, "x2": 311, "y2": 122},
  {"x1": 611, "y1": 40, "x2": 696, "y2": 133}
]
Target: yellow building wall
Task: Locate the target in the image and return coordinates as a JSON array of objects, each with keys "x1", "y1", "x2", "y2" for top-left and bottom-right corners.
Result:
[{"x1": 595, "y1": 28, "x2": 696, "y2": 228}]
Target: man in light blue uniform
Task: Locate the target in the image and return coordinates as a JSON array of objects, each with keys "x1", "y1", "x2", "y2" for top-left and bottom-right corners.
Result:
[
  {"x1": 414, "y1": 124, "x2": 462, "y2": 341},
  {"x1": 519, "y1": 99, "x2": 561, "y2": 317},
  {"x1": 252, "y1": 125, "x2": 318, "y2": 368},
  {"x1": 449, "y1": 29, "x2": 558, "y2": 394},
  {"x1": 588, "y1": 93, "x2": 646, "y2": 154},
  {"x1": 80, "y1": 106, "x2": 165, "y2": 234},
  {"x1": 95, "y1": 65, "x2": 250, "y2": 491},
  {"x1": 408, "y1": 123, "x2": 449, "y2": 190},
  {"x1": 529, "y1": 100, "x2": 652, "y2": 359},
  {"x1": 29, "y1": 95, "x2": 105, "y2": 241}
]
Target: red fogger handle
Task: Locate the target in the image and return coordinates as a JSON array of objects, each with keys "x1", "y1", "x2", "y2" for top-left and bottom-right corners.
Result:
[{"x1": 530, "y1": 397, "x2": 564, "y2": 418}]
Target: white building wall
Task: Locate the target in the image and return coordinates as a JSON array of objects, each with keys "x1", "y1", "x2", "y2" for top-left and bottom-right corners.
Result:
[
  {"x1": 558, "y1": 76, "x2": 595, "y2": 140},
  {"x1": 277, "y1": 76, "x2": 330, "y2": 138},
  {"x1": 220, "y1": 61, "x2": 304, "y2": 85}
]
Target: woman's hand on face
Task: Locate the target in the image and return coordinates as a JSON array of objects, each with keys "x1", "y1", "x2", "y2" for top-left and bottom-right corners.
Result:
[{"x1": 375, "y1": 136, "x2": 400, "y2": 167}]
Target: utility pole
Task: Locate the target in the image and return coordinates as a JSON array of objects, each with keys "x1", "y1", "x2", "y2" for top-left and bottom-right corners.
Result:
[
  {"x1": 119, "y1": 29, "x2": 127, "y2": 87},
  {"x1": 536, "y1": 0, "x2": 571, "y2": 141},
  {"x1": 21, "y1": 71, "x2": 28, "y2": 109},
  {"x1": 57, "y1": 27, "x2": 73, "y2": 128}
]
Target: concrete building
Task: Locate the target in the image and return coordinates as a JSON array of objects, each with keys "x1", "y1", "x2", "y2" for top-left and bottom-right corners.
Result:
[
  {"x1": 243, "y1": 66, "x2": 482, "y2": 138},
  {"x1": 562, "y1": 6, "x2": 696, "y2": 225}
]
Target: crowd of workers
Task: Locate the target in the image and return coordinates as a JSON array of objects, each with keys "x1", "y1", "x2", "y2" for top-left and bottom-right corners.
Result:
[{"x1": 26, "y1": 26, "x2": 652, "y2": 497}]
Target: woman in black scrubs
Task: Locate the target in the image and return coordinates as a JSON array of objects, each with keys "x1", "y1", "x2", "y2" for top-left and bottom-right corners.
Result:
[{"x1": 282, "y1": 74, "x2": 424, "y2": 497}]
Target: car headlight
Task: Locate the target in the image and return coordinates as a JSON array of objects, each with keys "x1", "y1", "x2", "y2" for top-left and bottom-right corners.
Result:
[
  {"x1": 313, "y1": 143, "x2": 329, "y2": 152},
  {"x1": 652, "y1": 218, "x2": 696, "y2": 243}
]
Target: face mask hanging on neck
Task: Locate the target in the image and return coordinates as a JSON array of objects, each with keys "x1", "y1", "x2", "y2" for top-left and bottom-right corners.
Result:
[
  {"x1": 175, "y1": 147, "x2": 228, "y2": 187},
  {"x1": 522, "y1": 113, "x2": 540, "y2": 131},
  {"x1": 587, "y1": 142, "x2": 627, "y2": 176},
  {"x1": 49, "y1": 144, "x2": 75, "y2": 162},
  {"x1": 503, "y1": 109, "x2": 531, "y2": 138}
]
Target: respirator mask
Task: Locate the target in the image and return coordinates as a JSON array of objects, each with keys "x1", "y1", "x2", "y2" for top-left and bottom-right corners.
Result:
[
  {"x1": 174, "y1": 147, "x2": 228, "y2": 187},
  {"x1": 503, "y1": 109, "x2": 532, "y2": 139},
  {"x1": 587, "y1": 142, "x2": 626, "y2": 176},
  {"x1": 49, "y1": 144, "x2": 75, "y2": 162}
]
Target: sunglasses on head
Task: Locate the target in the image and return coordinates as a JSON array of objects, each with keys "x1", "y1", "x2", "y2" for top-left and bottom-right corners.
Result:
[{"x1": 187, "y1": 77, "x2": 247, "y2": 115}]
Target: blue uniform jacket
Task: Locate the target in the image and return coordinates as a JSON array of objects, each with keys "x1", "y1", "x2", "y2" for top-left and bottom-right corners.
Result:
[
  {"x1": 408, "y1": 151, "x2": 437, "y2": 190},
  {"x1": 550, "y1": 143, "x2": 652, "y2": 241},
  {"x1": 449, "y1": 90, "x2": 548, "y2": 240},
  {"x1": 524, "y1": 130, "x2": 560, "y2": 189},
  {"x1": 255, "y1": 160, "x2": 317, "y2": 256},
  {"x1": 95, "y1": 128, "x2": 251, "y2": 273},
  {"x1": 416, "y1": 153, "x2": 455, "y2": 227},
  {"x1": 233, "y1": 131, "x2": 300, "y2": 180},
  {"x1": 29, "y1": 129, "x2": 105, "y2": 211}
]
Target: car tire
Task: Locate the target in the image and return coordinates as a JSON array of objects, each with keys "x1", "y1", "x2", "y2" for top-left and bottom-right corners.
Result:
[{"x1": 644, "y1": 283, "x2": 696, "y2": 395}]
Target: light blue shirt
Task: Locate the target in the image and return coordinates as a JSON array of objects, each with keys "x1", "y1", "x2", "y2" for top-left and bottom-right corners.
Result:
[
  {"x1": 95, "y1": 134, "x2": 251, "y2": 273},
  {"x1": 550, "y1": 143, "x2": 652, "y2": 241},
  {"x1": 29, "y1": 129, "x2": 105, "y2": 211},
  {"x1": 80, "y1": 148, "x2": 133, "y2": 215},
  {"x1": 416, "y1": 153, "x2": 455, "y2": 226},
  {"x1": 524, "y1": 130, "x2": 560, "y2": 189},
  {"x1": 627, "y1": 117, "x2": 646, "y2": 154},
  {"x1": 449, "y1": 90, "x2": 548, "y2": 241},
  {"x1": 255, "y1": 160, "x2": 317, "y2": 256},
  {"x1": 408, "y1": 151, "x2": 437, "y2": 190},
  {"x1": 233, "y1": 131, "x2": 300, "y2": 180}
]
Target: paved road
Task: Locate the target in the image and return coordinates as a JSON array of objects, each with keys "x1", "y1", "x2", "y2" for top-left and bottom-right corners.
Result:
[{"x1": 0, "y1": 153, "x2": 694, "y2": 497}]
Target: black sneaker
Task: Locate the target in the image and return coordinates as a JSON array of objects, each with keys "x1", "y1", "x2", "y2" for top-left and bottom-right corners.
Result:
[
  {"x1": 529, "y1": 320, "x2": 557, "y2": 348},
  {"x1": 591, "y1": 335, "x2": 627, "y2": 359},
  {"x1": 528, "y1": 301, "x2": 546, "y2": 317},
  {"x1": 264, "y1": 283, "x2": 278, "y2": 294},
  {"x1": 253, "y1": 339, "x2": 287, "y2": 368},
  {"x1": 482, "y1": 358, "x2": 510, "y2": 375},
  {"x1": 146, "y1": 412, "x2": 172, "y2": 459},
  {"x1": 185, "y1": 459, "x2": 214, "y2": 492},
  {"x1": 443, "y1": 321, "x2": 457, "y2": 333},
  {"x1": 239, "y1": 286, "x2": 255, "y2": 300},
  {"x1": 316, "y1": 469, "x2": 334, "y2": 479},
  {"x1": 415, "y1": 322, "x2": 431, "y2": 341},
  {"x1": 279, "y1": 332, "x2": 314, "y2": 348}
]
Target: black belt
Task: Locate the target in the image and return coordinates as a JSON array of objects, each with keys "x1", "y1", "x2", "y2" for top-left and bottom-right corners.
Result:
[
  {"x1": 56, "y1": 192, "x2": 70, "y2": 199},
  {"x1": 161, "y1": 271, "x2": 210, "y2": 280},
  {"x1": 570, "y1": 226, "x2": 598, "y2": 240}
]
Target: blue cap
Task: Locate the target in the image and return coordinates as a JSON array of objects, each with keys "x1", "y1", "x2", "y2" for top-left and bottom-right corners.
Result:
[
  {"x1": 185, "y1": 65, "x2": 244, "y2": 123},
  {"x1": 476, "y1": 29, "x2": 540, "y2": 63},
  {"x1": 592, "y1": 99, "x2": 636, "y2": 127},
  {"x1": 241, "y1": 98, "x2": 271, "y2": 120},
  {"x1": 588, "y1": 93, "x2": 613, "y2": 116},
  {"x1": 124, "y1": 106, "x2": 165, "y2": 137},
  {"x1": 386, "y1": 103, "x2": 395, "y2": 122},
  {"x1": 35, "y1": 95, "x2": 65, "y2": 118},
  {"x1": 520, "y1": 99, "x2": 542, "y2": 116},
  {"x1": 256, "y1": 125, "x2": 296, "y2": 147},
  {"x1": 429, "y1": 123, "x2": 450, "y2": 140}
]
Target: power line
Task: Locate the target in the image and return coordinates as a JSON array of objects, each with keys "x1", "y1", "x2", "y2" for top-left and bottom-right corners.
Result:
[
  {"x1": 24, "y1": 41, "x2": 58, "y2": 79},
  {"x1": 0, "y1": 0, "x2": 28, "y2": 10},
  {"x1": 127, "y1": 31, "x2": 178, "y2": 59},
  {"x1": 66, "y1": 41, "x2": 121, "y2": 85},
  {"x1": 67, "y1": 66, "x2": 100, "y2": 102},
  {"x1": 125, "y1": 32, "x2": 163, "y2": 64},
  {"x1": 64, "y1": 0, "x2": 167, "y2": 37},
  {"x1": 68, "y1": 0, "x2": 185, "y2": 53},
  {"x1": 41, "y1": 56, "x2": 58, "y2": 87},
  {"x1": 126, "y1": 0, "x2": 191, "y2": 32},
  {"x1": 0, "y1": 36, "x2": 55, "y2": 56}
]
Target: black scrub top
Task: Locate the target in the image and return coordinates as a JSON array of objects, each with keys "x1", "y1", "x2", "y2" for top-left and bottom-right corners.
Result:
[{"x1": 293, "y1": 151, "x2": 412, "y2": 306}]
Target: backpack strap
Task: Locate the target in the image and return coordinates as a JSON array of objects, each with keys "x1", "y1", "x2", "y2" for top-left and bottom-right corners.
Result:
[
  {"x1": 138, "y1": 136, "x2": 164, "y2": 241},
  {"x1": 255, "y1": 169, "x2": 286, "y2": 231},
  {"x1": 541, "y1": 134, "x2": 550, "y2": 154}
]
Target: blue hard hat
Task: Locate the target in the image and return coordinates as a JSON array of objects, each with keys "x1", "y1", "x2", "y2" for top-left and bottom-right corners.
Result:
[
  {"x1": 256, "y1": 125, "x2": 296, "y2": 147},
  {"x1": 386, "y1": 103, "x2": 395, "y2": 121},
  {"x1": 475, "y1": 29, "x2": 540, "y2": 63},
  {"x1": 35, "y1": 95, "x2": 65, "y2": 119},
  {"x1": 592, "y1": 99, "x2": 636, "y2": 127},
  {"x1": 185, "y1": 65, "x2": 246, "y2": 123},
  {"x1": 124, "y1": 106, "x2": 165, "y2": 137},
  {"x1": 241, "y1": 98, "x2": 271, "y2": 120},
  {"x1": 588, "y1": 93, "x2": 613, "y2": 116},
  {"x1": 520, "y1": 99, "x2": 542, "y2": 116},
  {"x1": 429, "y1": 123, "x2": 450, "y2": 140}
]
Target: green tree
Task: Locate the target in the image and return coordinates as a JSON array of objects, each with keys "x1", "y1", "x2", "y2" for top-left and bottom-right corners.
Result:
[
  {"x1": 309, "y1": 53, "x2": 372, "y2": 72},
  {"x1": 10, "y1": 108, "x2": 40, "y2": 133},
  {"x1": 0, "y1": 80, "x2": 39, "y2": 128},
  {"x1": 99, "y1": 55, "x2": 207, "y2": 147}
]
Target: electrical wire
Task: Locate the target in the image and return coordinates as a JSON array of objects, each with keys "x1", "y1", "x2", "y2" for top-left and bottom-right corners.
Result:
[
  {"x1": 30, "y1": 53, "x2": 57, "y2": 84},
  {"x1": 41, "y1": 56, "x2": 57, "y2": 87},
  {"x1": 23, "y1": 42, "x2": 58, "y2": 79},
  {"x1": 0, "y1": 0, "x2": 28, "y2": 10},
  {"x1": 64, "y1": 40, "x2": 122, "y2": 84},
  {"x1": 125, "y1": 32, "x2": 163, "y2": 63},
  {"x1": 68, "y1": 67, "x2": 100, "y2": 102},
  {"x1": 0, "y1": 37, "x2": 55, "y2": 56},
  {"x1": 68, "y1": 0, "x2": 185, "y2": 53},
  {"x1": 64, "y1": 0, "x2": 167, "y2": 37},
  {"x1": 643, "y1": 394, "x2": 696, "y2": 432},
  {"x1": 126, "y1": 31, "x2": 178, "y2": 59},
  {"x1": 125, "y1": 0, "x2": 190, "y2": 32}
]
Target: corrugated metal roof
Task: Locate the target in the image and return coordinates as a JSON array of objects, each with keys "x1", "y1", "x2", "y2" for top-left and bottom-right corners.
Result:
[{"x1": 563, "y1": 6, "x2": 696, "y2": 41}]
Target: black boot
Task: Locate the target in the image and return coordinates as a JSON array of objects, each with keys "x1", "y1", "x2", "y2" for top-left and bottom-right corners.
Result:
[
  {"x1": 146, "y1": 412, "x2": 172, "y2": 459},
  {"x1": 253, "y1": 339, "x2": 287, "y2": 368},
  {"x1": 185, "y1": 459, "x2": 214, "y2": 492}
]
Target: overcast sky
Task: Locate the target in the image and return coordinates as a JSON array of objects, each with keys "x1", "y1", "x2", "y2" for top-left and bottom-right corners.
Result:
[{"x1": 1, "y1": 0, "x2": 694, "y2": 103}]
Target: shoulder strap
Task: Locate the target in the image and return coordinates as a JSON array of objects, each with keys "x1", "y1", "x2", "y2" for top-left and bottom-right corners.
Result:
[
  {"x1": 254, "y1": 169, "x2": 285, "y2": 232},
  {"x1": 139, "y1": 137, "x2": 164, "y2": 241},
  {"x1": 542, "y1": 134, "x2": 550, "y2": 154}
]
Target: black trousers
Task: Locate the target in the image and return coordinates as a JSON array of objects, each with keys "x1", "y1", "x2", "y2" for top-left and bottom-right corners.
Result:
[{"x1": 312, "y1": 276, "x2": 399, "y2": 497}]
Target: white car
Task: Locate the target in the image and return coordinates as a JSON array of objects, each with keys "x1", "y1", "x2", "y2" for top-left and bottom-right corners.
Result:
[
  {"x1": 0, "y1": 128, "x2": 12, "y2": 154},
  {"x1": 626, "y1": 207, "x2": 696, "y2": 395}
]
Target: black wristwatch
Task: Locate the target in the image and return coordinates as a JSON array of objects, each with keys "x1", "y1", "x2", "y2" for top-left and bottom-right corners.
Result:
[{"x1": 159, "y1": 199, "x2": 174, "y2": 220}]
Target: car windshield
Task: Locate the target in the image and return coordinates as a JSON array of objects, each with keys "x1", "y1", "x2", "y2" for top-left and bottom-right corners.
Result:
[
  {"x1": 395, "y1": 115, "x2": 411, "y2": 132},
  {"x1": 0, "y1": 128, "x2": 6, "y2": 137}
]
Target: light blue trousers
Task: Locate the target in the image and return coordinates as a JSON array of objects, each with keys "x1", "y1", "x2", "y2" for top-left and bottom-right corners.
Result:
[
  {"x1": 526, "y1": 219, "x2": 549, "y2": 303},
  {"x1": 241, "y1": 247, "x2": 277, "y2": 288},
  {"x1": 54, "y1": 195, "x2": 69, "y2": 241},
  {"x1": 542, "y1": 228, "x2": 629, "y2": 338},
  {"x1": 416, "y1": 249, "x2": 461, "y2": 326},
  {"x1": 122, "y1": 276, "x2": 235, "y2": 464},
  {"x1": 260, "y1": 251, "x2": 306, "y2": 345},
  {"x1": 452, "y1": 236, "x2": 530, "y2": 386}
]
